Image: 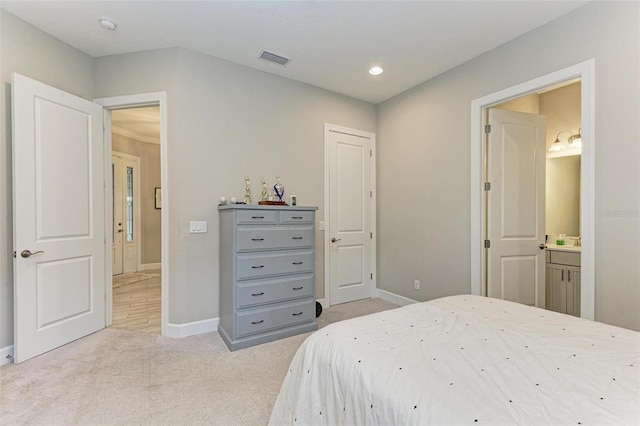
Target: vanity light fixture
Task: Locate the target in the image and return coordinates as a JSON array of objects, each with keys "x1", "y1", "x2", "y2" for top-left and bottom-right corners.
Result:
[
  {"x1": 568, "y1": 128, "x2": 582, "y2": 148},
  {"x1": 369, "y1": 66, "x2": 383, "y2": 76},
  {"x1": 548, "y1": 130, "x2": 572, "y2": 152},
  {"x1": 98, "y1": 17, "x2": 118, "y2": 31}
]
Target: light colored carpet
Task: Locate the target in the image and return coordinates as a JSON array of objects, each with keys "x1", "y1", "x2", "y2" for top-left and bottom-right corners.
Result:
[{"x1": 0, "y1": 298, "x2": 397, "y2": 425}]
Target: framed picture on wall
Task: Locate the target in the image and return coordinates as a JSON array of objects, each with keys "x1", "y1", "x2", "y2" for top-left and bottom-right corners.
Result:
[{"x1": 155, "y1": 187, "x2": 161, "y2": 209}]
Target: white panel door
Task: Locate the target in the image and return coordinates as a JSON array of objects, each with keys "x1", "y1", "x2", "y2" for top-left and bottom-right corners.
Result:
[
  {"x1": 112, "y1": 155, "x2": 124, "y2": 275},
  {"x1": 487, "y1": 109, "x2": 546, "y2": 307},
  {"x1": 111, "y1": 153, "x2": 140, "y2": 274},
  {"x1": 12, "y1": 73, "x2": 105, "y2": 363},
  {"x1": 328, "y1": 128, "x2": 373, "y2": 305}
]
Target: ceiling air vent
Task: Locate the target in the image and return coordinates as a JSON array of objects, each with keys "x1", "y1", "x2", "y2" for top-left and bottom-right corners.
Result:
[{"x1": 259, "y1": 51, "x2": 290, "y2": 66}]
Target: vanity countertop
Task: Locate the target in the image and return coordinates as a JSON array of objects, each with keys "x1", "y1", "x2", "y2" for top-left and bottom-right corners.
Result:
[{"x1": 546, "y1": 244, "x2": 581, "y2": 253}]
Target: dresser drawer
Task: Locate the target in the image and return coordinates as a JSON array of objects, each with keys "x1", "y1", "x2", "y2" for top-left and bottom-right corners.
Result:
[
  {"x1": 237, "y1": 227, "x2": 313, "y2": 252},
  {"x1": 279, "y1": 210, "x2": 314, "y2": 225},
  {"x1": 236, "y1": 210, "x2": 277, "y2": 225},
  {"x1": 237, "y1": 275, "x2": 314, "y2": 309},
  {"x1": 236, "y1": 299, "x2": 315, "y2": 338},
  {"x1": 237, "y1": 250, "x2": 314, "y2": 280}
]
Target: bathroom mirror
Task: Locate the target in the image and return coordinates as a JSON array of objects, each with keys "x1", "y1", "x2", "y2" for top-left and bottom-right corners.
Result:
[{"x1": 546, "y1": 155, "x2": 580, "y2": 236}]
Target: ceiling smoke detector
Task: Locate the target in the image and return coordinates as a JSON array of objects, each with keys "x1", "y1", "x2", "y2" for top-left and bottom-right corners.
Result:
[
  {"x1": 98, "y1": 17, "x2": 117, "y2": 31},
  {"x1": 259, "y1": 51, "x2": 290, "y2": 66}
]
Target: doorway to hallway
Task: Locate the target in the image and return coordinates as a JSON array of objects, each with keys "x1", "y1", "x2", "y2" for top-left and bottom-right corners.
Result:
[{"x1": 109, "y1": 105, "x2": 162, "y2": 334}]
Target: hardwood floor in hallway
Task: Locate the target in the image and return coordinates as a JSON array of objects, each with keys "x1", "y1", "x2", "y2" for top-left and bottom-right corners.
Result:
[{"x1": 111, "y1": 270, "x2": 161, "y2": 334}]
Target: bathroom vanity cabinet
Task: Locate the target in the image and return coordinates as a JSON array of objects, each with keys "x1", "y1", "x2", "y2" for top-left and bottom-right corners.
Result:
[{"x1": 545, "y1": 249, "x2": 581, "y2": 317}]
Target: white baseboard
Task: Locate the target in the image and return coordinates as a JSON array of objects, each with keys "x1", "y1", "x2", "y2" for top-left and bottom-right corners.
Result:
[
  {"x1": 139, "y1": 263, "x2": 161, "y2": 271},
  {"x1": 166, "y1": 317, "x2": 219, "y2": 338},
  {"x1": 373, "y1": 288, "x2": 419, "y2": 306},
  {"x1": 1, "y1": 345, "x2": 14, "y2": 366}
]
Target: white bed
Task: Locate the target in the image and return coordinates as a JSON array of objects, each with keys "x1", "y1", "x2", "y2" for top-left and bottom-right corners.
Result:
[{"x1": 269, "y1": 295, "x2": 640, "y2": 425}]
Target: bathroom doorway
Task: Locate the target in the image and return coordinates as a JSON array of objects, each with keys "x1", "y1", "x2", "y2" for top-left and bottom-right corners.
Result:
[
  {"x1": 490, "y1": 81, "x2": 582, "y2": 316},
  {"x1": 470, "y1": 60, "x2": 595, "y2": 320}
]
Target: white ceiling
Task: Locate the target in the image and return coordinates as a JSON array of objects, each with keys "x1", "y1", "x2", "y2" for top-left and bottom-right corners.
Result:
[
  {"x1": 1, "y1": 1, "x2": 589, "y2": 104},
  {"x1": 111, "y1": 106, "x2": 160, "y2": 144}
]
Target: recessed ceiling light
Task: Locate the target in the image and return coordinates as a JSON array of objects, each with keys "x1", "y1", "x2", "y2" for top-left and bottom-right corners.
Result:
[
  {"x1": 98, "y1": 17, "x2": 117, "y2": 31},
  {"x1": 369, "y1": 66, "x2": 383, "y2": 76}
]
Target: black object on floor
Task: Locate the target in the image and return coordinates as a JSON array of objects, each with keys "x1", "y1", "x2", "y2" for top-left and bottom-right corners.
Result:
[{"x1": 316, "y1": 301, "x2": 323, "y2": 318}]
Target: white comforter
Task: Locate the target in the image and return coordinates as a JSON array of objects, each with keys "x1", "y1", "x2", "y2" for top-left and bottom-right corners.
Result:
[{"x1": 270, "y1": 295, "x2": 640, "y2": 425}]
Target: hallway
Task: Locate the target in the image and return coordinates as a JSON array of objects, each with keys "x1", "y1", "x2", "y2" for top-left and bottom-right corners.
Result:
[{"x1": 112, "y1": 270, "x2": 161, "y2": 334}]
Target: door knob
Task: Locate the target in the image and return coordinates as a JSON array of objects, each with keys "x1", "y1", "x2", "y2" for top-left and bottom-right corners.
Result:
[
  {"x1": 539, "y1": 243, "x2": 546, "y2": 250},
  {"x1": 21, "y1": 250, "x2": 44, "y2": 258},
  {"x1": 331, "y1": 238, "x2": 342, "y2": 243}
]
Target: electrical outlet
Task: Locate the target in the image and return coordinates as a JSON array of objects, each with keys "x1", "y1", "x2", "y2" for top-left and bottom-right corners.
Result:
[{"x1": 414, "y1": 280, "x2": 420, "y2": 290}]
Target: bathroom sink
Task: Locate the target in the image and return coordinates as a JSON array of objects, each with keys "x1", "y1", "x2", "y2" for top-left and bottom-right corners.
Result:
[{"x1": 546, "y1": 244, "x2": 581, "y2": 252}]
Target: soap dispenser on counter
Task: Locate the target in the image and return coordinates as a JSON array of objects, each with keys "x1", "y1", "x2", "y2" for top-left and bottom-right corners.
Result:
[{"x1": 556, "y1": 233, "x2": 566, "y2": 246}]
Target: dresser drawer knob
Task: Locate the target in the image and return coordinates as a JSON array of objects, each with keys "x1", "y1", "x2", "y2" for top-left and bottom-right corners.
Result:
[
  {"x1": 251, "y1": 238, "x2": 264, "y2": 241},
  {"x1": 251, "y1": 265, "x2": 265, "y2": 269},
  {"x1": 251, "y1": 320, "x2": 264, "y2": 325},
  {"x1": 251, "y1": 216, "x2": 264, "y2": 219},
  {"x1": 292, "y1": 236, "x2": 303, "y2": 240},
  {"x1": 251, "y1": 292, "x2": 265, "y2": 296},
  {"x1": 292, "y1": 312, "x2": 304, "y2": 316},
  {"x1": 292, "y1": 262, "x2": 303, "y2": 265},
  {"x1": 292, "y1": 286, "x2": 304, "y2": 290}
]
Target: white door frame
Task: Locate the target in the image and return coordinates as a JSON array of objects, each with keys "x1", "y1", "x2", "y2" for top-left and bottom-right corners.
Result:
[
  {"x1": 94, "y1": 92, "x2": 169, "y2": 336},
  {"x1": 323, "y1": 123, "x2": 377, "y2": 307},
  {"x1": 112, "y1": 151, "x2": 142, "y2": 274},
  {"x1": 470, "y1": 59, "x2": 595, "y2": 320}
]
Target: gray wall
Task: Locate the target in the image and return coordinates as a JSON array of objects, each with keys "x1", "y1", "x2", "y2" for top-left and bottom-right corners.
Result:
[
  {"x1": 377, "y1": 1, "x2": 640, "y2": 330},
  {"x1": 112, "y1": 134, "x2": 162, "y2": 265},
  {"x1": 94, "y1": 48, "x2": 377, "y2": 325},
  {"x1": 0, "y1": 10, "x2": 95, "y2": 349}
]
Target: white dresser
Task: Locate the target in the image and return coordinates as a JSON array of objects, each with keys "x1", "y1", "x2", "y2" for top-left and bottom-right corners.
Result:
[{"x1": 218, "y1": 204, "x2": 318, "y2": 351}]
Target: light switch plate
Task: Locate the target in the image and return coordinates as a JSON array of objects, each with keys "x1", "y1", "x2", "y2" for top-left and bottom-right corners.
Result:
[
  {"x1": 318, "y1": 221, "x2": 325, "y2": 231},
  {"x1": 190, "y1": 221, "x2": 207, "y2": 233}
]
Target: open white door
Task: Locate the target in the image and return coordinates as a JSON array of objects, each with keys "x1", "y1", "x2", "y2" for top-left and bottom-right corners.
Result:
[
  {"x1": 326, "y1": 125, "x2": 374, "y2": 305},
  {"x1": 12, "y1": 73, "x2": 106, "y2": 363},
  {"x1": 487, "y1": 108, "x2": 546, "y2": 307}
]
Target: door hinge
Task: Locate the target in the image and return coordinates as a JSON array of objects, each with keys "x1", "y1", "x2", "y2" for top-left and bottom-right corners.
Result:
[
  {"x1": 13, "y1": 251, "x2": 16, "y2": 258},
  {"x1": 370, "y1": 273, "x2": 373, "y2": 280},
  {"x1": 484, "y1": 124, "x2": 491, "y2": 134},
  {"x1": 484, "y1": 240, "x2": 491, "y2": 248},
  {"x1": 370, "y1": 191, "x2": 373, "y2": 198},
  {"x1": 370, "y1": 232, "x2": 373, "y2": 239},
  {"x1": 370, "y1": 149, "x2": 373, "y2": 157},
  {"x1": 484, "y1": 182, "x2": 491, "y2": 191}
]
